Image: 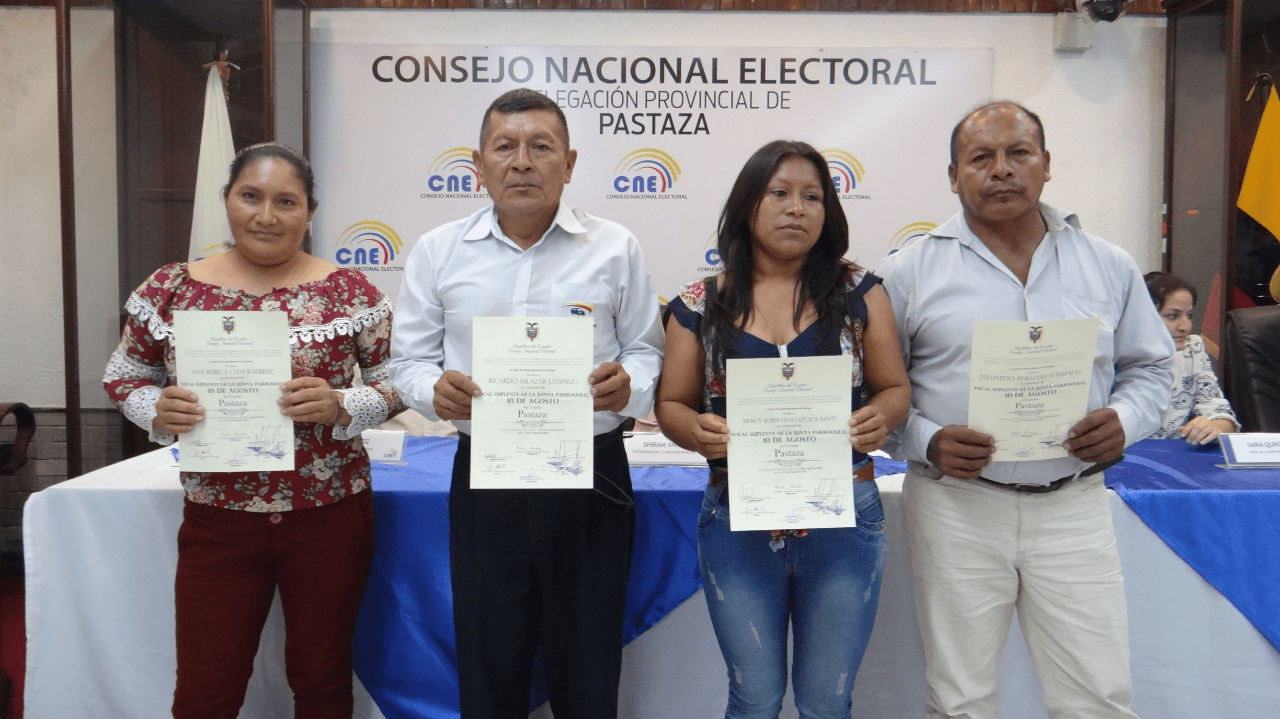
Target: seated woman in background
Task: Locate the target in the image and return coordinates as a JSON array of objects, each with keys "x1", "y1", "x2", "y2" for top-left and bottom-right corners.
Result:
[
  {"x1": 656, "y1": 139, "x2": 910, "y2": 718},
  {"x1": 104, "y1": 142, "x2": 404, "y2": 718},
  {"x1": 1144, "y1": 271, "x2": 1239, "y2": 443}
]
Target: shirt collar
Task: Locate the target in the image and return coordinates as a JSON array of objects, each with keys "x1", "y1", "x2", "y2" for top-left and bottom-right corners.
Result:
[
  {"x1": 930, "y1": 202, "x2": 1081, "y2": 246},
  {"x1": 462, "y1": 202, "x2": 585, "y2": 246}
]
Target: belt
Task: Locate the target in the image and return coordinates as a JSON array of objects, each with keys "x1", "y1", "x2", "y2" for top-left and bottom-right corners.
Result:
[
  {"x1": 974, "y1": 455, "x2": 1123, "y2": 494},
  {"x1": 709, "y1": 458, "x2": 875, "y2": 487}
]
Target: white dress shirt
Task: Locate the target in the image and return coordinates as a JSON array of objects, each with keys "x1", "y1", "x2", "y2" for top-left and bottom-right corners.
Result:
[
  {"x1": 390, "y1": 202, "x2": 665, "y2": 436},
  {"x1": 877, "y1": 203, "x2": 1174, "y2": 485}
]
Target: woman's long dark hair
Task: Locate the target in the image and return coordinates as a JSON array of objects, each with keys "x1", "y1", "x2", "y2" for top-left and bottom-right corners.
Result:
[{"x1": 705, "y1": 140, "x2": 857, "y2": 380}]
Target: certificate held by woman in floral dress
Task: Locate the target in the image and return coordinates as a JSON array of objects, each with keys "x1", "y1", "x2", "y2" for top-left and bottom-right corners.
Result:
[{"x1": 174, "y1": 310, "x2": 294, "y2": 472}]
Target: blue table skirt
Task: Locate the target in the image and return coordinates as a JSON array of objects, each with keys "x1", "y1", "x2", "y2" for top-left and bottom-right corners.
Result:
[
  {"x1": 1105, "y1": 439, "x2": 1280, "y2": 651},
  {"x1": 352, "y1": 436, "x2": 907, "y2": 719},
  {"x1": 353, "y1": 436, "x2": 1280, "y2": 717}
]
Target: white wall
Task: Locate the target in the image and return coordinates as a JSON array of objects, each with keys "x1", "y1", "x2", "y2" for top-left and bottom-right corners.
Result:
[
  {"x1": 313, "y1": 10, "x2": 1167, "y2": 271},
  {"x1": 0, "y1": 7, "x2": 119, "y2": 409}
]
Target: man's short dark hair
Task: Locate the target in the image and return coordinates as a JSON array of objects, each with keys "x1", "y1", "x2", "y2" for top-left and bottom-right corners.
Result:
[
  {"x1": 949, "y1": 100, "x2": 1046, "y2": 166},
  {"x1": 478, "y1": 89, "x2": 570, "y2": 150}
]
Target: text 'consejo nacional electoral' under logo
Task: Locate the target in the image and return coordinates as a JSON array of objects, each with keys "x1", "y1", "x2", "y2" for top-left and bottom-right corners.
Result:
[
  {"x1": 822, "y1": 149, "x2": 870, "y2": 200},
  {"x1": 334, "y1": 220, "x2": 404, "y2": 271},
  {"x1": 422, "y1": 147, "x2": 488, "y2": 199},
  {"x1": 607, "y1": 148, "x2": 687, "y2": 199}
]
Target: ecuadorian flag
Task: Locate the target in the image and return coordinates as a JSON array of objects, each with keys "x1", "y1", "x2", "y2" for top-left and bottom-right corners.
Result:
[{"x1": 1238, "y1": 86, "x2": 1280, "y2": 242}]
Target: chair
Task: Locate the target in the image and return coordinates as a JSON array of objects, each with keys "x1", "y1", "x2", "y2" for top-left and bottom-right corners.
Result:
[
  {"x1": 0, "y1": 402, "x2": 34, "y2": 475},
  {"x1": 1223, "y1": 305, "x2": 1280, "y2": 432}
]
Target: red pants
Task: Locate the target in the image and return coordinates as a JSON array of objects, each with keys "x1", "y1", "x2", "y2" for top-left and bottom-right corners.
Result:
[{"x1": 172, "y1": 491, "x2": 375, "y2": 719}]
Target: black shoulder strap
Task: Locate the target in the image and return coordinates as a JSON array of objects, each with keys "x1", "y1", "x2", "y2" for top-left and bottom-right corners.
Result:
[{"x1": 844, "y1": 272, "x2": 880, "y2": 329}]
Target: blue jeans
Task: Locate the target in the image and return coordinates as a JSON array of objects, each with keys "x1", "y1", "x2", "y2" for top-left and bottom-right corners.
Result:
[{"x1": 697, "y1": 477, "x2": 886, "y2": 719}]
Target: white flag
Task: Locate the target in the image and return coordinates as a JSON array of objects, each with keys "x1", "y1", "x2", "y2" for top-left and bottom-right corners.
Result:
[{"x1": 189, "y1": 64, "x2": 236, "y2": 261}]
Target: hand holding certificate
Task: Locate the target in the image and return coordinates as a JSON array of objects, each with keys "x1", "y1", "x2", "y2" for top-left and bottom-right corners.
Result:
[
  {"x1": 469, "y1": 316, "x2": 595, "y2": 489},
  {"x1": 726, "y1": 355, "x2": 855, "y2": 531},
  {"x1": 173, "y1": 310, "x2": 295, "y2": 472},
  {"x1": 968, "y1": 318, "x2": 1099, "y2": 461}
]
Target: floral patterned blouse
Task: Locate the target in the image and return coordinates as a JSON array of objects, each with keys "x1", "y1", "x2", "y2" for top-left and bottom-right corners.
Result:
[
  {"x1": 1150, "y1": 334, "x2": 1239, "y2": 440},
  {"x1": 103, "y1": 262, "x2": 405, "y2": 512}
]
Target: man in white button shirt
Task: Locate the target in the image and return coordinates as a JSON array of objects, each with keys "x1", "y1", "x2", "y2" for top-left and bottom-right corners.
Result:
[
  {"x1": 878, "y1": 101, "x2": 1173, "y2": 719},
  {"x1": 389, "y1": 89, "x2": 664, "y2": 719}
]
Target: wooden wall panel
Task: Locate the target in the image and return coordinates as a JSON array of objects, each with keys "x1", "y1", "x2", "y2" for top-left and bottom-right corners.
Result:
[
  {"x1": 292, "y1": 0, "x2": 1166, "y2": 12},
  {"x1": 0, "y1": 0, "x2": 1166, "y2": 8}
]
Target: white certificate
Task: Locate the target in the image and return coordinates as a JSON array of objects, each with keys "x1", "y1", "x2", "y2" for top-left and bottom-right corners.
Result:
[
  {"x1": 726, "y1": 355, "x2": 855, "y2": 531},
  {"x1": 469, "y1": 316, "x2": 595, "y2": 489},
  {"x1": 173, "y1": 311, "x2": 295, "y2": 472},
  {"x1": 968, "y1": 318, "x2": 1099, "y2": 462}
]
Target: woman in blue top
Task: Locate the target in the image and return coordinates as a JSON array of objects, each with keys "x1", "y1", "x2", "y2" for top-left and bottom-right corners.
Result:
[{"x1": 655, "y1": 140, "x2": 910, "y2": 718}]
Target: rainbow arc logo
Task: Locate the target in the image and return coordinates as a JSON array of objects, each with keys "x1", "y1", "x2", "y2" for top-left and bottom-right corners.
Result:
[
  {"x1": 821, "y1": 149, "x2": 866, "y2": 195},
  {"x1": 335, "y1": 220, "x2": 403, "y2": 267},
  {"x1": 427, "y1": 147, "x2": 481, "y2": 193},
  {"x1": 889, "y1": 221, "x2": 938, "y2": 251},
  {"x1": 611, "y1": 148, "x2": 682, "y2": 193}
]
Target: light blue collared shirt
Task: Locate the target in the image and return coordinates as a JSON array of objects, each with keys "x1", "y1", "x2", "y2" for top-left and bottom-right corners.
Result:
[
  {"x1": 389, "y1": 202, "x2": 665, "y2": 436},
  {"x1": 876, "y1": 203, "x2": 1174, "y2": 485}
]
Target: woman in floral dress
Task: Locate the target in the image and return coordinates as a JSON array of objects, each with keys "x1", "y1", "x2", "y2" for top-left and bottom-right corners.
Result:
[{"x1": 103, "y1": 142, "x2": 403, "y2": 718}]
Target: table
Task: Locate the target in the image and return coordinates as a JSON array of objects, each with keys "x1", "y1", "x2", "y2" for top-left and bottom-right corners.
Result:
[{"x1": 23, "y1": 438, "x2": 1280, "y2": 718}]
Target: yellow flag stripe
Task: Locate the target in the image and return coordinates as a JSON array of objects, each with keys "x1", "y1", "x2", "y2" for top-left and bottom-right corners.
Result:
[{"x1": 1238, "y1": 86, "x2": 1280, "y2": 241}]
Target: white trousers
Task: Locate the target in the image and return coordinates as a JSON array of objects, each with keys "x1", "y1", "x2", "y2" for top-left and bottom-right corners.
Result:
[{"x1": 902, "y1": 470, "x2": 1140, "y2": 719}]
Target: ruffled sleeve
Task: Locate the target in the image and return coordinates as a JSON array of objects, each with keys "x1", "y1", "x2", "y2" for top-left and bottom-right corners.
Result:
[
  {"x1": 102, "y1": 263, "x2": 185, "y2": 445},
  {"x1": 328, "y1": 270, "x2": 406, "y2": 439}
]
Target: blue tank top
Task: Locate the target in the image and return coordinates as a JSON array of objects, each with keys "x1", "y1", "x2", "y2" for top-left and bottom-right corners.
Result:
[{"x1": 666, "y1": 269, "x2": 881, "y2": 471}]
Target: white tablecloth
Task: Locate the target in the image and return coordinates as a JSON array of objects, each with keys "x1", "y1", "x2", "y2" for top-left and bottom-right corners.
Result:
[{"x1": 24, "y1": 449, "x2": 1280, "y2": 718}]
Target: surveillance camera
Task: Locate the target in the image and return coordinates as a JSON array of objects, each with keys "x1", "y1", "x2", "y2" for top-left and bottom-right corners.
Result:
[{"x1": 1079, "y1": 0, "x2": 1130, "y2": 22}]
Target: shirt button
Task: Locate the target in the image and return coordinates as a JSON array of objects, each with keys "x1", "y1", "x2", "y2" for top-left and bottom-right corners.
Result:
[{"x1": 269, "y1": 513, "x2": 283, "y2": 525}]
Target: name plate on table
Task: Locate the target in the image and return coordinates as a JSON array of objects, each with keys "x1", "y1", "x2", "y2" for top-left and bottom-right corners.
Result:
[
  {"x1": 1220, "y1": 433, "x2": 1280, "y2": 468},
  {"x1": 624, "y1": 433, "x2": 706, "y2": 466},
  {"x1": 361, "y1": 429, "x2": 406, "y2": 463}
]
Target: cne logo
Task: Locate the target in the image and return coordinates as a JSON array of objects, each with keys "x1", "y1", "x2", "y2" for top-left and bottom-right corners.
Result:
[
  {"x1": 422, "y1": 147, "x2": 487, "y2": 199},
  {"x1": 700, "y1": 229, "x2": 722, "y2": 271},
  {"x1": 334, "y1": 220, "x2": 404, "y2": 271},
  {"x1": 888, "y1": 221, "x2": 938, "y2": 253},
  {"x1": 607, "y1": 148, "x2": 687, "y2": 199},
  {"x1": 821, "y1": 149, "x2": 870, "y2": 200}
]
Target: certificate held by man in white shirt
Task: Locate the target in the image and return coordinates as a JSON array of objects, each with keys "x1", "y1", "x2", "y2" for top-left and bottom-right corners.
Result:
[
  {"x1": 469, "y1": 316, "x2": 595, "y2": 488},
  {"x1": 968, "y1": 317, "x2": 1099, "y2": 462}
]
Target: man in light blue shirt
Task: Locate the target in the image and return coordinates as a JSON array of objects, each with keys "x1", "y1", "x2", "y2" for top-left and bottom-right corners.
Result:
[
  {"x1": 390, "y1": 89, "x2": 664, "y2": 719},
  {"x1": 878, "y1": 101, "x2": 1173, "y2": 719}
]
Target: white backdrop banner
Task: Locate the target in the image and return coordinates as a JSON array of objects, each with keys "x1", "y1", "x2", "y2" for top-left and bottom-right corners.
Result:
[{"x1": 311, "y1": 44, "x2": 992, "y2": 301}]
